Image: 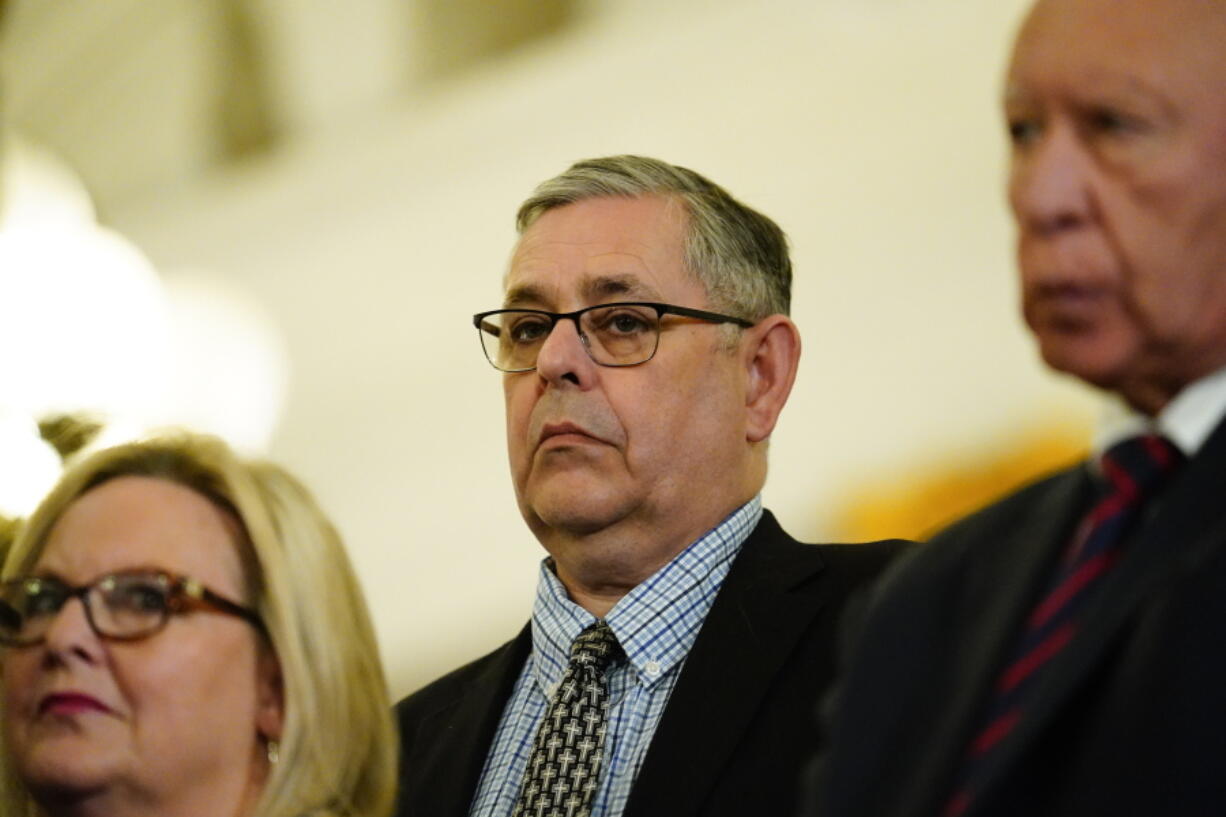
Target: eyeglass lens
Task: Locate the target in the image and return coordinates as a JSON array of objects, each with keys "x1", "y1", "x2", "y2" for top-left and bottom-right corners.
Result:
[
  {"x1": 0, "y1": 573, "x2": 174, "y2": 645},
  {"x1": 480, "y1": 304, "x2": 661, "y2": 371}
]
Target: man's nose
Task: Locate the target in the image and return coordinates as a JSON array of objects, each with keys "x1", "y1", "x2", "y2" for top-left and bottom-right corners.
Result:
[
  {"x1": 534, "y1": 316, "x2": 595, "y2": 386},
  {"x1": 1008, "y1": 122, "x2": 1095, "y2": 237}
]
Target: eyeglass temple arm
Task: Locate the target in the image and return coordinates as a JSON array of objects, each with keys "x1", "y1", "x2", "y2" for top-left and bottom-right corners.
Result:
[
  {"x1": 659, "y1": 304, "x2": 755, "y2": 328},
  {"x1": 473, "y1": 316, "x2": 502, "y2": 336},
  {"x1": 179, "y1": 579, "x2": 266, "y2": 631}
]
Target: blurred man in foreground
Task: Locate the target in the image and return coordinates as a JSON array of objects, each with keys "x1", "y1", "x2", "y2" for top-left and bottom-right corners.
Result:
[
  {"x1": 811, "y1": 2, "x2": 1226, "y2": 815},
  {"x1": 394, "y1": 155, "x2": 906, "y2": 817}
]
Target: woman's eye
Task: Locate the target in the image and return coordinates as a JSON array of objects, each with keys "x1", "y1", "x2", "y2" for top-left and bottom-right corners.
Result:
[
  {"x1": 111, "y1": 584, "x2": 168, "y2": 613},
  {"x1": 25, "y1": 590, "x2": 63, "y2": 617}
]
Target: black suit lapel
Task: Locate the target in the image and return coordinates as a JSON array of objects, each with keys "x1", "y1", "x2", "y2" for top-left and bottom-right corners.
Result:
[
  {"x1": 906, "y1": 469, "x2": 1093, "y2": 817},
  {"x1": 399, "y1": 625, "x2": 532, "y2": 817},
  {"x1": 1131, "y1": 413, "x2": 1226, "y2": 574},
  {"x1": 623, "y1": 511, "x2": 827, "y2": 817},
  {"x1": 970, "y1": 414, "x2": 1226, "y2": 812}
]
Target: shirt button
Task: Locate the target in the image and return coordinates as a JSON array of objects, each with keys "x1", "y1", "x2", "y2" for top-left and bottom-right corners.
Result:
[{"x1": 644, "y1": 661, "x2": 661, "y2": 677}]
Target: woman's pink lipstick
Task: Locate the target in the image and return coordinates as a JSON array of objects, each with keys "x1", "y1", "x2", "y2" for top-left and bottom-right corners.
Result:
[{"x1": 39, "y1": 692, "x2": 110, "y2": 716}]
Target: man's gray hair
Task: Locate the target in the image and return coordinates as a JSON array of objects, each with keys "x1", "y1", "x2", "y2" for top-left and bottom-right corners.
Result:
[{"x1": 516, "y1": 155, "x2": 791, "y2": 320}]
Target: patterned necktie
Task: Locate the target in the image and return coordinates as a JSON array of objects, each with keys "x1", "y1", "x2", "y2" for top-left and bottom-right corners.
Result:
[
  {"x1": 514, "y1": 621, "x2": 623, "y2": 817},
  {"x1": 943, "y1": 434, "x2": 1183, "y2": 817}
]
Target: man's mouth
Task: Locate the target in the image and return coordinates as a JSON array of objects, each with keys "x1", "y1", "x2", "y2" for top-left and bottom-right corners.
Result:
[
  {"x1": 538, "y1": 422, "x2": 599, "y2": 446},
  {"x1": 1025, "y1": 283, "x2": 1112, "y2": 330}
]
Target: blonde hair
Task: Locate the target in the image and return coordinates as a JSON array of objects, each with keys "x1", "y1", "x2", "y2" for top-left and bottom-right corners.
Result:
[{"x1": 0, "y1": 433, "x2": 397, "y2": 817}]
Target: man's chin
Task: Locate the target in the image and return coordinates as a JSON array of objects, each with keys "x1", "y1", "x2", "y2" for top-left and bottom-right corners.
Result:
[
  {"x1": 1029, "y1": 321, "x2": 1123, "y2": 377},
  {"x1": 1035, "y1": 328, "x2": 1139, "y2": 391},
  {"x1": 523, "y1": 488, "x2": 635, "y2": 538}
]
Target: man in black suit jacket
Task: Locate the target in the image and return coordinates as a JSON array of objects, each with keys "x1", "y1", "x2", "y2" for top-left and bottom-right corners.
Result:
[
  {"x1": 808, "y1": 2, "x2": 1226, "y2": 815},
  {"x1": 394, "y1": 156, "x2": 906, "y2": 817}
]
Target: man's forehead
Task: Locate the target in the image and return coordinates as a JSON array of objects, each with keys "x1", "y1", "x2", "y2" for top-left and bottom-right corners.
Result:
[
  {"x1": 1013, "y1": 0, "x2": 1226, "y2": 74},
  {"x1": 503, "y1": 196, "x2": 693, "y2": 308},
  {"x1": 503, "y1": 272, "x2": 666, "y2": 309},
  {"x1": 1005, "y1": 0, "x2": 1226, "y2": 135}
]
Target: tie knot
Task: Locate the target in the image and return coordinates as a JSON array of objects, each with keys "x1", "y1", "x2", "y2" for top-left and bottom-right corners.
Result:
[
  {"x1": 1100, "y1": 434, "x2": 1183, "y2": 501},
  {"x1": 570, "y1": 622, "x2": 622, "y2": 671}
]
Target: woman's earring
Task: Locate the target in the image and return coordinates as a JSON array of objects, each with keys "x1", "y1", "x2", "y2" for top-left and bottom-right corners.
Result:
[{"x1": 266, "y1": 738, "x2": 280, "y2": 765}]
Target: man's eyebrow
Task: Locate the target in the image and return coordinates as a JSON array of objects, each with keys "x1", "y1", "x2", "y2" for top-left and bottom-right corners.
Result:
[
  {"x1": 583, "y1": 274, "x2": 660, "y2": 302},
  {"x1": 1003, "y1": 74, "x2": 1172, "y2": 112},
  {"x1": 503, "y1": 274, "x2": 662, "y2": 308},
  {"x1": 503, "y1": 284, "x2": 546, "y2": 308}
]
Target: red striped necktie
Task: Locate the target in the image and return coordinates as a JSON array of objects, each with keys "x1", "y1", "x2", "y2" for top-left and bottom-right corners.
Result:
[{"x1": 942, "y1": 434, "x2": 1183, "y2": 817}]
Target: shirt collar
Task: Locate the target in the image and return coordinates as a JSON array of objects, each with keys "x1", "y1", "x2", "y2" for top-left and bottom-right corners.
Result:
[
  {"x1": 1094, "y1": 363, "x2": 1226, "y2": 459},
  {"x1": 528, "y1": 496, "x2": 762, "y2": 692}
]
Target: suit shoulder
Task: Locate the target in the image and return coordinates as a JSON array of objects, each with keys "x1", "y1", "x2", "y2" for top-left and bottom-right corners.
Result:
[
  {"x1": 929, "y1": 464, "x2": 1083, "y2": 550},
  {"x1": 809, "y1": 537, "x2": 917, "y2": 601},
  {"x1": 877, "y1": 464, "x2": 1086, "y2": 599},
  {"x1": 395, "y1": 628, "x2": 527, "y2": 734},
  {"x1": 755, "y1": 509, "x2": 911, "y2": 575},
  {"x1": 813, "y1": 538, "x2": 912, "y2": 566},
  {"x1": 804, "y1": 538, "x2": 914, "y2": 588}
]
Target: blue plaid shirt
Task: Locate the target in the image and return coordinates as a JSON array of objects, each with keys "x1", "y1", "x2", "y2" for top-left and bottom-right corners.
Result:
[{"x1": 468, "y1": 496, "x2": 763, "y2": 817}]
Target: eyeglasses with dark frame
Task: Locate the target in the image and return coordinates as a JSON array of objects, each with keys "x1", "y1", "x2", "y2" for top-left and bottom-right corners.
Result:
[
  {"x1": 0, "y1": 569, "x2": 265, "y2": 647},
  {"x1": 472, "y1": 301, "x2": 755, "y2": 373}
]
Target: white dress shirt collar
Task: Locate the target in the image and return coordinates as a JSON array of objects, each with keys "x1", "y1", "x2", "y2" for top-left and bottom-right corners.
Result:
[{"x1": 1094, "y1": 364, "x2": 1226, "y2": 458}]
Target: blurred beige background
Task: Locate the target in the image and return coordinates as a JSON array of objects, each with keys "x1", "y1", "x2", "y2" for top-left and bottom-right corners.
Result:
[{"x1": 0, "y1": 0, "x2": 1101, "y2": 698}]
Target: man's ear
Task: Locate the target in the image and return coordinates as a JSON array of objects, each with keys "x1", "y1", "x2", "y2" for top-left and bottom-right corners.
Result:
[
  {"x1": 256, "y1": 648, "x2": 285, "y2": 743},
  {"x1": 742, "y1": 315, "x2": 801, "y2": 442}
]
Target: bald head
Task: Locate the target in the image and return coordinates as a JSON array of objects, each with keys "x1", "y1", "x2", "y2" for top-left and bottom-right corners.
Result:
[
  {"x1": 1005, "y1": 0, "x2": 1226, "y2": 414},
  {"x1": 1015, "y1": 0, "x2": 1226, "y2": 85}
]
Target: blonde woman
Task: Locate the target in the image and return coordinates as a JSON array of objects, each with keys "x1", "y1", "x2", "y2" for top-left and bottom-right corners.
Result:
[{"x1": 0, "y1": 434, "x2": 397, "y2": 817}]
